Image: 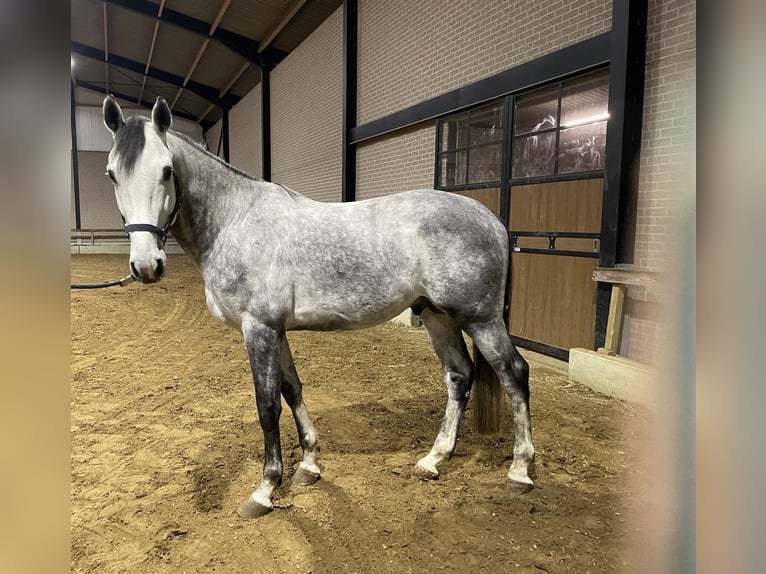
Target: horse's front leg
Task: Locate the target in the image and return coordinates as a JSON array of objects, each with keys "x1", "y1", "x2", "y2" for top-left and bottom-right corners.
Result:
[{"x1": 238, "y1": 319, "x2": 284, "y2": 519}]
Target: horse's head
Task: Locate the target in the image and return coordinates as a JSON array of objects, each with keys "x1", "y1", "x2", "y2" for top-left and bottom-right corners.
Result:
[{"x1": 103, "y1": 95, "x2": 178, "y2": 283}]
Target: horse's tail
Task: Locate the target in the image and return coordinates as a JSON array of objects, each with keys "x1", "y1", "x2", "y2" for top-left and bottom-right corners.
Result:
[
  {"x1": 472, "y1": 345, "x2": 504, "y2": 435},
  {"x1": 472, "y1": 226, "x2": 513, "y2": 436}
]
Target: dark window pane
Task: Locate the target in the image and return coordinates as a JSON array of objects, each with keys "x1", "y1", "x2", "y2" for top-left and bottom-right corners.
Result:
[
  {"x1": 468, "y1": 144, "x2": 502, "y2": 184},
  {"x1": 514, "y1": 84, "x2": 559, "y2": 135},
  {"x1": 469, "y1": 102, "x2": 504, "y2": 145},
  {"x1": 438, "y1": 150, "x2": 467, "y2": 186},
  {"x1": 558, "y1": 121, "x2": 607, "y2": 173},
  {"x1": 440, "y1": 113, "x2": 469, "y2": 150},
  {"x1": 561, "y1": 68, "x2": 609, "y2": 128},
  {"x1": 512, "y1": 132, "x2": 556, "y2": 179}
]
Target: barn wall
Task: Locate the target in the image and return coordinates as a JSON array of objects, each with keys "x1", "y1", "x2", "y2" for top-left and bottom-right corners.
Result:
[
  {"x1": 204, "y1": 119, "x2": 224, "y2": 159},
  {"x1": 357, "y1": 0, "x2": 612, "y2": 124},
  {"x1": 626, "y1": 0, "x2": 696, "y2": 365},
  {"x1": 228, "y1": 85, "x2": 263, "y2": 178},
  {"x1": 270, "y1": 7, "x2": 343, "y2": 202},
  {"x1": 354, "y1": 0, "x2": 612, "y2": 204},
  {"x1": 356, "y1": 122, "x2": 435, "y2": 201},
  {"x1": 74, "y1": 151, "x2": 121, "y2": 229}
]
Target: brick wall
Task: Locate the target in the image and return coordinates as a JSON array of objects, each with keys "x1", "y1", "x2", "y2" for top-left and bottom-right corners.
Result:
[
  {"x1": 228, "y1": 84, "x2": 263, "y2": 178},
  {"x1": 271, "y1": 7, "x2": 343, "y2": 202},
  {"x1": 358, "y1": 0, "x2": 612, "y2": 124},
  {"x1": 626, "y1": 0, "x2": 696, "y2": 365},
  {"x1": 356, "y1": 122, "x2": 436, "y2": 200}
]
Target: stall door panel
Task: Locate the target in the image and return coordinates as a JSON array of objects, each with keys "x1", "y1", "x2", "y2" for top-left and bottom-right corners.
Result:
[{"x1": 508, "y1": 178, "x2": 603, "y2": 354}]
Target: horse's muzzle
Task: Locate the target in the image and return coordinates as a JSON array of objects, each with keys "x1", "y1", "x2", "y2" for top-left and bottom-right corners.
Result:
[{"x1": 130, "y1": 256, "x2": 165, "y2": 284}]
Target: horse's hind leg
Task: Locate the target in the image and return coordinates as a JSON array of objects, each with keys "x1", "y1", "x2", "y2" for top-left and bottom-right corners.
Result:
[
  {"x1": 412, "y1": 308, "x2": 474, "y2": 480},
  {"x1": 279, "y1": 337, "x2": 321, "y2": 486},
  {"x1": 465, "y1": 318, "x2": 535, "y2": 491}
]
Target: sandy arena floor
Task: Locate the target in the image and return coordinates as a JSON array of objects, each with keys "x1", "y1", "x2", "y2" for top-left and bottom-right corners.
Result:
[{"x1": 71, "y1": 254, "x2": 647, "y2": 573}]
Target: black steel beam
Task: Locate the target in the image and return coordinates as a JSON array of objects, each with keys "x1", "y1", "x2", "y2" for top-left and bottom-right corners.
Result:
[
  {"x1": 511, "y1": 335, "x2": 570, "y2": 362},
  {"x1": 342, "y1": 0, "x2": 358, "y2": 202},
  {"x1": 351, "y1": 33, "x2": 610, "y2": 144},
  {"x1": 71, "y1": 81, "x2": 82, "y2": 230},
  {"x1": 222, "y1": 109, "x2": 230, "y2": 162},
  {"x1": 75, "y1": 80, "x2": 211, "y2": 128},
  {"x1": 72, "y1": 41, "x2": 240, "y2": 110},
  {"x1": 596, "y1": 0, "x2": 648, "y2": 349},
  {"x1": 261, "y1": 67, "x2": 272, "y2": 180},
  {"x1": 105, "y1": 0, "x2": 288, "y2": 69}
]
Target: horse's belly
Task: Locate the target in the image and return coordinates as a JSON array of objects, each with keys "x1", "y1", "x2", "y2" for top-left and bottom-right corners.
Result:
[
  {"x1": 205, "y1": 287, "x2": 241, "y2": 330},
  {"x1": 287, "y1": 297, "x2": 413, "y2": 331}
]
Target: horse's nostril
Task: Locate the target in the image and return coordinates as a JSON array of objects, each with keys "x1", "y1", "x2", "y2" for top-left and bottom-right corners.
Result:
[
  {"x1": 155, "y1": 259, "x2": 165, "y2": 278},
  {"x1": 130, "y1": 261, "x2": 142, "y2": 280}
]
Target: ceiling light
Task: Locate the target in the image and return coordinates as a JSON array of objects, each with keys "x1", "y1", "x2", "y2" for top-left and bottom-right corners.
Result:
[{"x1": 562, "y1": 112, "x2": 609, "y2": 128}]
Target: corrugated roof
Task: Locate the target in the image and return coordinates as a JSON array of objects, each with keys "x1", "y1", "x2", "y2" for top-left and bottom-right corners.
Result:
[{"x1": 71, "y1": 0, "x2": 342, "y2": 130}]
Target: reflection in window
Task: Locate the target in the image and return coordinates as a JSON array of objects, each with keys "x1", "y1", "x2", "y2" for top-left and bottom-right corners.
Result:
[
  {"x1": 514, "y1": 85, "x2": 559, "y2": 135},
  {"x1": 437, "y1": 100, "x2": 503, "y2": 188},
  {"x1": 558, "y1": 122, "x2": 607, "y2": 173},
  {"x1": 561, "y1": 69, "x2": 610, "y2": 128},
  {"x1": 512, "y1": 67, "x2": 609, "y2": 180},
  {"x1": 512, "y1": 132, "x2": 556, "y2": 178}
]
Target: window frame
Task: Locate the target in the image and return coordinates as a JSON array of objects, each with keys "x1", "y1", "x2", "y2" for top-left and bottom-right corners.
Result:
[
  {"x1": 434, "y1": 66, "x2": 610, "y2": 192},
  {"x1": 435, "y1": 99, "x2": 506, "y2": 191}
]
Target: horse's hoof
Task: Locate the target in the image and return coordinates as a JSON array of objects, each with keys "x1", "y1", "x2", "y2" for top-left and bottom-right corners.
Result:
[
  {"x1": 293, "y1": 467, "x2": 321, "y2": 486},
  {"x1": 506, "y1": 478, "x2": 534, "y2": 493},
  {"x1": 411, "y1": 464, "x2": 439, "y2": 481},
  {"x1": 237, "y1": 498, "x2": 273, "y2": 519}
]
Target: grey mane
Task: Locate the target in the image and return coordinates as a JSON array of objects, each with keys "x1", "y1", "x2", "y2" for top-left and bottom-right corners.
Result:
[
  {"x1": 169, "y1": 129, "x2": 304, "y2": 201},
  {"x1": 113, "y1": 117, "x2": 147, "y2": 175}
]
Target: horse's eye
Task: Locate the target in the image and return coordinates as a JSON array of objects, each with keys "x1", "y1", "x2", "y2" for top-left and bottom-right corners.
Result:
[
  {"x1": 162, "y1": 166, "x2": 173, "y2": 182},
  {"x1": 106, "y1": 169, "x2": 116, "y2": 183}
]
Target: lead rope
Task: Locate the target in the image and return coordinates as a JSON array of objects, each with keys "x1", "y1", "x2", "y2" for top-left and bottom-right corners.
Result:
[{"x1": 71, "y1": 275, "x2": 136, "y2": 289}]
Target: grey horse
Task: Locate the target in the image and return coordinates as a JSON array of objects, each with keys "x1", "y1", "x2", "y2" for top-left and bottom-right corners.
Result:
[{"x1": 102, "y1": 95, "x2": 534, "y2": 519}]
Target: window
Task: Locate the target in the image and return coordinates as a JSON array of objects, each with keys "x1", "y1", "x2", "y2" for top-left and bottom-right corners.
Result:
[
  {"x1": 512, "y1": 68, "x2": 609, "y2": 180},
  {"x1": 437, "y1": 100, "x2": 504, "y2": 188},
  {"x1": 435, "y1": 67, "x2": 609, "y2": 190}
]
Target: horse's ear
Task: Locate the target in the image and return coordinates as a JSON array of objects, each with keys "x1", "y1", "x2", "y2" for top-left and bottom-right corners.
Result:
[
  {"x1": 103, "y1": 95, "x2": 124, "y2": 135},
  {"x1": 152, "y1": 97, "x2": 172, "y2": 134}
]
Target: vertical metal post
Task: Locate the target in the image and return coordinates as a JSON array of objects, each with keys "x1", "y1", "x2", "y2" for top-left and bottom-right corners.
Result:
[
  {"x1": 342, "y1": 0, "x2": 358, "y2": 202},
  {"x1": 261, "y1": 66, "x2": 271, "y2": 181},
  {"x1": 222, "y1": 108, "x2": 230, "y2": 163},
  {"x1": 595, "y1": 0, "x2": 648, "y2": 349},
  {"x1": 71, "y1": 81, "x2": 82, "y2": 230},
  {"x1": 499, "y1": 95, "x2": 513, "y2": 227}
]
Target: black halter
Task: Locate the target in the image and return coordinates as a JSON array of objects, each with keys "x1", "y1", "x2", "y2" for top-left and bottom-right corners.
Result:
[{"x1": 123, "y1": 170, "x2": 181, "y2": 248}]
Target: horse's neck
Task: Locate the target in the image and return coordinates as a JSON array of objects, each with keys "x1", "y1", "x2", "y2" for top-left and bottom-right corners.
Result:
[{"x1": 167, "y1": 134, "x2": 260, "y2": 265}]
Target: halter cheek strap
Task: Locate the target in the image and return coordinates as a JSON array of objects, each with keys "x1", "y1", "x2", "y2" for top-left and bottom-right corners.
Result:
[{"x1": 124, "y1": 173, "x2": 181, "y2": 248}]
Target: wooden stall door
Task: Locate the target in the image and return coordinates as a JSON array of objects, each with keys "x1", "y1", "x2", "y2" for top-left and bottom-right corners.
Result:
[{"x1": 508, "y1": 179, "x2": 603, "y2": 356}]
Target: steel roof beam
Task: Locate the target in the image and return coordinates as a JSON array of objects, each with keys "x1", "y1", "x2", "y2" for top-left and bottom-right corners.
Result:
[
  {"x1": 103, "y1": 1, "x2": 110, "y2": 93},
  {"x1": 74, "y1": 79, "x2": 213, "y2": 129},
  {"x1": 138, "y1": 0, "x2": 165, "y2": 105},
  {"x1": 259, "y1": 0, "x2": 308, "y2": 53},
  {"x1": 72, "y1": 41, "x2": 240, "y2": 110},
  {"x1": 104, "y1": 0, "x2": 288, "y2": 69},
  {"x1": 171, "y1": 0, "x2": 231, "y2": 110}
]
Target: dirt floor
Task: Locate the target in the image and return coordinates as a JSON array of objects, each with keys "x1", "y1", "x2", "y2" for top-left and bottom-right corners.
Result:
[{"x1": 71, "y1": 254, "x2": 648, "y2": 573}]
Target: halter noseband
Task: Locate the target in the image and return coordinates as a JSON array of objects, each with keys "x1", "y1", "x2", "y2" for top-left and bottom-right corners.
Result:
[{"x1": 123, "y1": 170, "x2": 181, "y2": 248}]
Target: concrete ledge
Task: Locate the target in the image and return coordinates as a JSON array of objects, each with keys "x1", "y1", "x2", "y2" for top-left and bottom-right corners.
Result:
[
  {"x1": 389, "y1": 308, "x2": 422, "y2": 327},
  {"x1": 568, "y1": 348, "x2": 654, "y2": 409}
]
